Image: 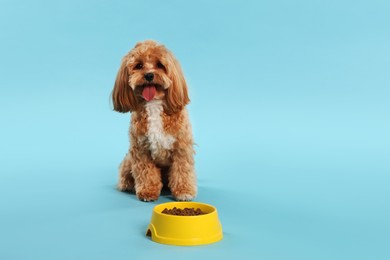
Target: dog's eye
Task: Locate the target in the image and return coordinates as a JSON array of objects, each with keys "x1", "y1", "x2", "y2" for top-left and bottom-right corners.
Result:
[
  {"x1": 134, "y1": 63, "x2": 143, "y2": 70},
  {"x1": 157, "y1": 62, "x2": 165, "y2": 70}
]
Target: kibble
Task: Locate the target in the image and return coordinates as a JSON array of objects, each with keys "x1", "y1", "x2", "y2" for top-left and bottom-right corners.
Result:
[{"x1": 161, "y1": 207, "x2": 206, "y2": 216}]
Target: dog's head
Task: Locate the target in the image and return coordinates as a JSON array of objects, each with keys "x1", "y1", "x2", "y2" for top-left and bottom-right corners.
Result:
[{"x1": 112, "y1": 40, "x2": 189, "y2": 114}]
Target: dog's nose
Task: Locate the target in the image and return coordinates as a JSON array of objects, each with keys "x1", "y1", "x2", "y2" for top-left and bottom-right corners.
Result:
[{"x1": 144, "y1": 73, "x2": 154, "y2": 82}]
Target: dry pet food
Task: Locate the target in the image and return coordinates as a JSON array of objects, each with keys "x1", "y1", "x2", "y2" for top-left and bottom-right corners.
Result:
[{"x1": 161, "y1": 207, "x2": 206, "y2": 216}]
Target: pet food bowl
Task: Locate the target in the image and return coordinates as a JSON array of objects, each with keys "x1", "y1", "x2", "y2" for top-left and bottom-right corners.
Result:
[{"x1": 146, "y1": 201, "x2": 223, "y2": 246}]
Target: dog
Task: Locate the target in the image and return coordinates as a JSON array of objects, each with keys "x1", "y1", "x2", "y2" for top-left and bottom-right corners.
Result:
[{"x1": 112, "y1": 40, "x2": 196, "y2": 202}]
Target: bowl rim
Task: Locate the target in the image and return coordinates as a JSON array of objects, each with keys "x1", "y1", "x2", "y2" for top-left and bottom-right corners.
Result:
[{"x1": 153, "y1": 201, "x2": 217, "y2": 218}]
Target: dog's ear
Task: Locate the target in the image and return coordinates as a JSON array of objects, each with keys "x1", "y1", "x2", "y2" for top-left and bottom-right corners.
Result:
[
  {"x1": 166, "y1": 54, "x2": 190, "y2": 114},
  {"x1": 112, "y1": 58, "x2": 138, "y2": 113}
]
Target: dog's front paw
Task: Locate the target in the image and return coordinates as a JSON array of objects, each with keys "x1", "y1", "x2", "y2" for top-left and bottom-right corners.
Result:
[
  {"x1": 137, "y1": 190, "x2": 160, "y2": 202},
  {"x1": 172, "y1": 188, "x2": 197, "y2": 201},
  {"x1": 174, "y1": 193, "x2": 195, "y2": 201}
]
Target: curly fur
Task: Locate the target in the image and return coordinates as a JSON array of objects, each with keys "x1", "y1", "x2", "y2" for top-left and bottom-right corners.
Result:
[{"x1": 112, "y1": 40, "x2": 196, "y2": 202}]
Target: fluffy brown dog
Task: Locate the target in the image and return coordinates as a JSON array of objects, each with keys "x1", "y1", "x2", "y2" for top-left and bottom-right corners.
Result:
[{"x1": 112, "y1": 40, "x2": 196, "y2": 202}]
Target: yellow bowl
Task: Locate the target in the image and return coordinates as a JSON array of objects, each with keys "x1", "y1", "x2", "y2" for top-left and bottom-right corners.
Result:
[{"x1": 146, "y1": 202, "x2": 223, "y2": 246}]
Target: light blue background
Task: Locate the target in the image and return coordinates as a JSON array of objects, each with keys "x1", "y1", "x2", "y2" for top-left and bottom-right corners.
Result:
[{"x1": 1, "y1": 0, "x2": 389, "y2": 259}]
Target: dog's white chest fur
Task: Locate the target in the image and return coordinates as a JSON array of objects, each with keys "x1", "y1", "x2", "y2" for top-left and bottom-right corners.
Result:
[{"x1": 144, "y1": 100, "x2": 176, "y2": 161}]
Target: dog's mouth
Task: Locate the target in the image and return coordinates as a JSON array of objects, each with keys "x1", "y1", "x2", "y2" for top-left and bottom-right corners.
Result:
[{"x1": 137, "y1": 83, "x2": 164, "y2": 101}]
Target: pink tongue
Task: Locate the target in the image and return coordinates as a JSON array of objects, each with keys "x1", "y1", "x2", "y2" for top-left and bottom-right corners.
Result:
[{"x1": 142, "y1": 85, "x2": 156, "y2": 101}]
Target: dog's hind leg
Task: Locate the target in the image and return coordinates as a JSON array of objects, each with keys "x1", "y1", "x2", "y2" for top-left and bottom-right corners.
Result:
[{"x1": 117, "y1": 153, "x2": 135, "y2": 192}]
